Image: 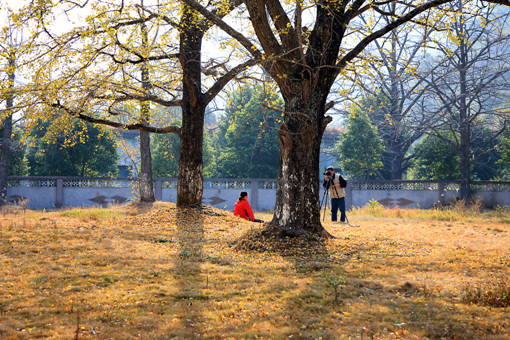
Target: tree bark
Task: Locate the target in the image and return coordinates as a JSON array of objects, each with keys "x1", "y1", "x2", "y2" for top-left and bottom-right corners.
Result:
[
  {"x1": 267, "y1": 117, "x2": 327, "y2": 237},
  {"x1": 0, "y1": 114, "x2": 13, "y2": 206},
  {"x1": 176, "y1": 14, "x2": 205, "y2": 207},
  {"x1": 458, "y1": 4, "x2": 471, "y2": 201},
  {"x1": 138, "y1": 20, "x2": 155, "y2": 203},
  {"x1": 139, "y1": 129, "x2": 155, "y2": 202},
  {"x1": 0, "y1": 53, "x2": 15, "y2": 206},
  {"x1": 270, "y1": 92, "x2": 330, "y2": 236}
]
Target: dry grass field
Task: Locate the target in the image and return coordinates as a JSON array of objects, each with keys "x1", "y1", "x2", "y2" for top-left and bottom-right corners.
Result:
[{"x1": 0, "y1": 201, "x2": 509, "y2": 339}]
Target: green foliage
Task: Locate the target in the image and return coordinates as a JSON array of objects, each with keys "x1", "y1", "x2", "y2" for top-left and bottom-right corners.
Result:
[
  {"x1": 150, "y1": 119, "x2": 216, "y2": 178},
  {"x1": 496, "y1": 131, "x2": 510, "y2": 180},
  {"x1": 409, "y1": 128, "x2": 502, "y2": 181},
  {"x1": 409, "y1": 133, "x2": 460, "y2": 180},
  {"x1": 323, "y1": 274, "x2": 346, "y2": 304},
  {"x1": 151, "y1": 126, "x2": 181, "y2": 178},
  {"x1": 0, "y1": 126, "x2": 29, "y2": 176},
  {"x1": 26, "y1": 118, "x2": 119, "y2": 177},
  {"x1": 470, "y1": 128, "x2": 501, "y2": 180},
  {"x1": 335, "y1": 103, "x2": 384, "y2": 179},
  {"x1": 214, "y1": 84, "x2": 283, "y2": 178}
]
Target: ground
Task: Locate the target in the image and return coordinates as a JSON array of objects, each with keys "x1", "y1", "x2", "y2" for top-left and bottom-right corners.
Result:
[{"x1": 0, "y1": 202, "x2": 509, "y2": 339}]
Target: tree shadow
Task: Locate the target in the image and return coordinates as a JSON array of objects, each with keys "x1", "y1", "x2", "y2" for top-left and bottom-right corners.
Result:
[
  {"x1": 163, "y1": 205, "x2": 208, "y2": 338},
  {"x1": 230, "y1": 221, "x2": 507, "y2": 339}
]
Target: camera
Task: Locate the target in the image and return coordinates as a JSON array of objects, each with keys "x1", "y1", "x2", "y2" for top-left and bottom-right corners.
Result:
[{"x1": 323, "y1": 170, "x2": 332, "y2": 177}]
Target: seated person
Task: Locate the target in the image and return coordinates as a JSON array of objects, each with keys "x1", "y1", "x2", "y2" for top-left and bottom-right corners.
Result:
[{"x1": 234, "y1": 191, "x2": 264, "y2": 223}]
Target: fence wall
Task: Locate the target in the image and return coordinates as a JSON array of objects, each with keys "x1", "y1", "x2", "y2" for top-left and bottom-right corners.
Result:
[{"x1": 6, "y1": 177, "x2": 510, "y2": 211}]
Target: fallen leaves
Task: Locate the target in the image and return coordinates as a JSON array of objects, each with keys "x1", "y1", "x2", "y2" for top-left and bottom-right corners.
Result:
[{"x1": 0, "y1": 202, "x2": 509, "y2": 339}]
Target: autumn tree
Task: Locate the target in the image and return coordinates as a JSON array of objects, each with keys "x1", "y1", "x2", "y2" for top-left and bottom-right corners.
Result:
[
  {"x1": 0, "y1": 10, "x2": 21, "y2": 205},
  {"x1": 14, "y1": 0, "x2": 256, "y2": 206},
  {"x1": 183, "y1": 0, "x2": 510, "y2": 237},
  {"x1": 348, "y1": 12, "x2": 438, "y2": 180},
  {"x1": 414, "y1": 2, "x2": 510, "y2": 200}
]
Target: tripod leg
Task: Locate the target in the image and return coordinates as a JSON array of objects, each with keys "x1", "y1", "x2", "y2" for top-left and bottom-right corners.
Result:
[{"x1": 321, "y1": 189, "x2": 329, "y2": 221}]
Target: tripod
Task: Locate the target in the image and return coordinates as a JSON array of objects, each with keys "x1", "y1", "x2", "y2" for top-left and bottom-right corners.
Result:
[{"x1": 321, "y1": 178, "x2": 332, "y2": 221}]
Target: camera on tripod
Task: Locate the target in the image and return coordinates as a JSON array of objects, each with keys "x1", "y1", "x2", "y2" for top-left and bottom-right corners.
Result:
[{"x1": 323, "y1": 170, "x2": 332, "y2": 177}]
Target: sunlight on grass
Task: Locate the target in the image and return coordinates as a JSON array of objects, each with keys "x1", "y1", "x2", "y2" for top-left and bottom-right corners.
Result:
[
  {"x1": 348, "y1": 199, "x2": 510, "y2": 223},
  {"x1": 0, "y1": 202, "x2": 509, "y2": 339}
]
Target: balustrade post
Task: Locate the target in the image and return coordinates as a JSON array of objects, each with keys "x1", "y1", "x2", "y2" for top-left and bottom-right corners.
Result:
[
  {"x1": 55, "y1": 178, "x2": 63, "y2": 208},
  {"x1": 438, "y1": 181, "x2": 446, "y2": 206},
  {"x1": 155, "y1": 179, "x2": 162, "y2": 201},
  {"x1": 251, "y1": 180, "x2": 258, "y2": 211}
]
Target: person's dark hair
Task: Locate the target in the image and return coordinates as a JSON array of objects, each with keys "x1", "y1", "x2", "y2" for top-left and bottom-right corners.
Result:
[{"x1": 238, "y1": 191, "x2": 248, "y2": 201}]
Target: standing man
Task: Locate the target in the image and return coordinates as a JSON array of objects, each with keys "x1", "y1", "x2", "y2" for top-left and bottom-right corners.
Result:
[{"x1": 323, "y1": 166, "x2": 346, "y2": 223}]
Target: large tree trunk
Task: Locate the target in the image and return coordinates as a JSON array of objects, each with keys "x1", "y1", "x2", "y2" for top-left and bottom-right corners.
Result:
[
  {"x1": 177, "y1": 15, "x2": 205, "y2": 207},
  {"x1": 177, "y1": 103, "x2": 205, "y2": 206},
  {"x1": 269, "y1": 90, "x2": 331, "y2": 237},
  {"x1": 0, "y1": 54, "x2": 15, "y2": 206}
]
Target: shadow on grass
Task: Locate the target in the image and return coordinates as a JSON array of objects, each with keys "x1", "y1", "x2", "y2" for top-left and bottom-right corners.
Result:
[
  {"x1": 160, "y1": 206, "x2": 207, "y2": 339},
  {"x1": 230, "y1": 221, "x2": 508, "y2": 339}
]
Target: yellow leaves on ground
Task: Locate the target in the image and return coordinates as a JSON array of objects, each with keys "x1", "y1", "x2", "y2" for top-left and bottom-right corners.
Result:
[{"x1": 0, "y1": 202, "x2": 509, "y2": 339}]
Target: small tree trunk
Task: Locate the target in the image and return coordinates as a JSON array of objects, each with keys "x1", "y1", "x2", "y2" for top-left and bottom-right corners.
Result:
[
  {"x1": 459, "y1": 146, "x2": 471, "y2": 201},
  {"x1": 458, "y1": 11, "x2": 471, "y2": 202},
  {"x1": 139, "y1": 129, "x2": 155, "y2": 202},
  {"x1": 0, "y1": 53, "x2": 15, "y2": 206},
  {"x1": 137, "y1": 20, "x2": 155, "y2": 203},
  {"x1": 0, "y1": 114, "x2": 13, "y2": 206},
  {"x1": 389, "y1": 144, "x2": 404, "y2": 180}
]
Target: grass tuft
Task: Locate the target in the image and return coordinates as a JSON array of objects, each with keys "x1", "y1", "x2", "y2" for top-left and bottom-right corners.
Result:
[{"x1": 462, "y1": 277, "x2": 510, "y2": 307}]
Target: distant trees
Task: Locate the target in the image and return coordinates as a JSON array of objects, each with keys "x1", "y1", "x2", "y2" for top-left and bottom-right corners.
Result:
[
  {"x1": 414, "y1": 2, "x2": 510, "y2": 198},
  {"x1": 214, "y1": 85, "x2": 282, "y2": 179},
  {"x1": 0, "y1": 126, "x2": 27, "y2": 176},
  {"x1": 151, "y1": 119, "x2": 216, "y2": 178},
  {"x1": 332, "y1": 2, "x2": 510, "y2": 195},
  {"x1": 335, "y1": 102, "x2": 384, "y2": 180},
  {"x1": 409, "y1": 133, "x2": 461, "y2": 180}
]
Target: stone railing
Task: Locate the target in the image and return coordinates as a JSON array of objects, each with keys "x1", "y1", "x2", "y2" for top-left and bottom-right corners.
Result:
[{"x1": 6, "y1": 177, "x2": 510, "y2": 210}]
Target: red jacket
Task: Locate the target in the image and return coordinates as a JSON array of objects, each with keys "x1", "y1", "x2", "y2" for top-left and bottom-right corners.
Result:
[{"x1": 234, "y1": 199, "x2": 255, "y2": 221}]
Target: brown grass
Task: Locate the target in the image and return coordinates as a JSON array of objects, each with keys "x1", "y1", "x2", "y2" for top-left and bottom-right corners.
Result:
[{"x1": 0, "y1": 202, "x2": 509, "y2": 339}]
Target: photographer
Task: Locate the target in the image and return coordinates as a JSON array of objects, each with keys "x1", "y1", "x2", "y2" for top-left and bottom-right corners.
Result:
[{"x1": 323, "y1": 166, "x2": 346, "y2": 223}]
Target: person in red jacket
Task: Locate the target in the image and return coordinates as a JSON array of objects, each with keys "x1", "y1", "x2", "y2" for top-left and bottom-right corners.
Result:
[{"x1": 234, "y1": 191, "x2": 263, "y2": 223}]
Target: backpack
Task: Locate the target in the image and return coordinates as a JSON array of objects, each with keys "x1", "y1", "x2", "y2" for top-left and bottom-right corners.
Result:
[{"x1": 339, "y1": 175, "x2": 347, "y2": 188}]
